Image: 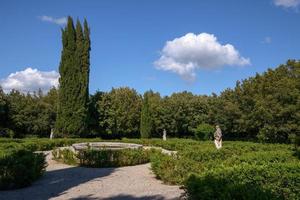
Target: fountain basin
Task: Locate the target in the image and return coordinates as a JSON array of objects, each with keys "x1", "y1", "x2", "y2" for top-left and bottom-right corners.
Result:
[{"x1": 72, "y1": 142, "x2": 143, "y2": 151}]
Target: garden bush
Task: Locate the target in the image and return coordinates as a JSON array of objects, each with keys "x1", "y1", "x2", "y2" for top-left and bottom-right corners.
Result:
[
  {"x1": 78, "y1": 148, "x2": 150, "y2": 167},
  {"x1": 193, "y1": 123, "x2": 214, "y2": 141},
  {"x1": 149, "y1": 141, "x2": 299, "y2": 199},
  {"x1": 1, "y1": 138, "x2": 299, "y2": 198},
  {"x1": 150, "y1": 151, "x2": 200, "y2": 184},
  {"x1": 52, "y1": 148, "x2": 78, "y2": 165},
  {"x1": 184, "y1": 163, "x2": 300, "y2": 200},
  {"x1": 0, "y1": 149, "x2": 46, "y2": 190},
  {"x1": 53, "y1": 147, "x2": 152, "y2": 168}
]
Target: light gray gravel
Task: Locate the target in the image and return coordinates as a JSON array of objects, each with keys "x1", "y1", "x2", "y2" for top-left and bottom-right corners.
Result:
[{"x1": 0, "y1": 151, "x2": 183, "y2": 200}]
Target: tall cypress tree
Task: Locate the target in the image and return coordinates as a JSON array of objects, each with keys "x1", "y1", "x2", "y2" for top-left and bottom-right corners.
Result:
[
  {"x1": 55, "y1": 17, "x2": 90, "y2": 137},
  {"x1": 83, "y1": 19, "x2": 90, "y2": 103},
  {"x1": 140, "y1": 92, "x2": 152, "y2": 138}
]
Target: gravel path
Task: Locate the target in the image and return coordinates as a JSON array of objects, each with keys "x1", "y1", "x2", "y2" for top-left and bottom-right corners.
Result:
[{"x1": 0, "y1": 151, "x2": 183, "y2": 200}]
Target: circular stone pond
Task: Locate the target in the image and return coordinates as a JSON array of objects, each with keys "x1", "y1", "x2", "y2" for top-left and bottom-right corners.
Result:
[
  {"x1": 53, "y1": 142, "x2": 148, "y2": 168},
  {"x1": 72, "y1": 142, "x2": 143, "y2": 151}
]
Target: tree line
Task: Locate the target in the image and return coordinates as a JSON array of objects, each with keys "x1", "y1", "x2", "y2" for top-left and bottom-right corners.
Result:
[
  {"x1": 0, "y1": 17, "x2": 299, "y2": 143},
  {"x1": 0, "y1": 59, "x2": 299, "y2": 143}
]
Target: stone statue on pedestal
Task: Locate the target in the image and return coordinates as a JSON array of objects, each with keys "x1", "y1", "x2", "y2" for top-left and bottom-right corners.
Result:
[
  {"x1": 163, "y1": 129, "x2": 167, "y2": 141},
  {"x1": 214, "y1": 125, "x2": 222, "y2": 149},
  {"x1": 50, "y1": 128, "x2": 54, "y2": 139}
]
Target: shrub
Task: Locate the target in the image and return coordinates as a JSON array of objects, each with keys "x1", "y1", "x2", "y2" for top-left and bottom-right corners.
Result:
[
  {"x1": 0, "y1": 149, "x2": 46, "y2": 190},
  {"x1": 53, "y1": 147, "x2": 151, "y2": 168},
  {"x1": 52, "y1": 148, "x2": 78, "y2": 165},
  {"x1": 0, "y1": 128, "x2": 14, "y2": 138},
  {"x1": 79, "y1": 148, "x2": 150, "y2": 167},
  {"x1": 184, "y1": 163, "x2": 300, "y2": 200},
  {"x1": 193, "y1": 123, "x2": 214, "y2": 141},
  {"x1": 150, "y1": 151, "x2": 200, "y2": 184},
  {"x1": 148, "y1": 140, "x2": 299, "y2": 199}
]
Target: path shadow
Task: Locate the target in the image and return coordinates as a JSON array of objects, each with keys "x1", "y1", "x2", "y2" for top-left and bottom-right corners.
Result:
[
  {"x1": 0, "y1": 165, "x2": 115, "y2": 200},
  {"x1": 71, "y1": 194, "x2": 179, "y2": 200}
]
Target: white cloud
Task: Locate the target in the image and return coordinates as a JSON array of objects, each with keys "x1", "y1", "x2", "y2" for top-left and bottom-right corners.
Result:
[
  {"x1": 38, "y1": 15, "x2": 67, "y2": 25},
  {"x1": 274, "y1": 0, "x2": 300, "y2": 8},
  {"x1": 0, "y1": 68, "x2": 59, "y2": 94},
  {"x1": 154, "y1": 33, "x2": 250, "y2": 81}
]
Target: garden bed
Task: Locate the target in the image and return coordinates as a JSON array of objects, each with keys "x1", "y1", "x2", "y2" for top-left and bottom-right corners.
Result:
[{"x1": 52, "y1": 142, "x2": 152, "y2": 167}]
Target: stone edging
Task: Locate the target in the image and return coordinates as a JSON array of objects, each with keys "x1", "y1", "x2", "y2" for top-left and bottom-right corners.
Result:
[{"x1": 51, "y1": 142, "x2": 177, "y2": 156}]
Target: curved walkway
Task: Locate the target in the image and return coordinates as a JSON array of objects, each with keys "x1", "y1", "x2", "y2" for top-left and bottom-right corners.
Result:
[{"x1": 0, "y1": 151, "x2": 183, "y2": 200}]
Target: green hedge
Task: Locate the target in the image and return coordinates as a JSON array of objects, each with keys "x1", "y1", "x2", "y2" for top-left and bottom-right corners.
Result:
[
  {"x1": 1, "y1": 138, "x2": 299, "y2": 198},
  {"x1": 0, "y1": 149, "x2": 46, "y2": 190},
  {"x1": 193, "y1": 123, "x2": 214, "y2": 141},
  {"x1": 185, "y1": 163, "x2": 300, "y2": 200},
  {"x1": 78, "y1": 149, "x2": 150, "y2": 167},
  {"x1": 53, "y1": 148, "x2": 151, "y2": 168},
  {"x1": 149, "y1": 141, "x2": 299, "y2": 199}
]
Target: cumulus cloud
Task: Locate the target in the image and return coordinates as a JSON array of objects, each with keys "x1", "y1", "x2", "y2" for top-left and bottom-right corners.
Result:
[
  {"x1": 274, "y1": 0, "x2": 300, "y2": 8},
  {"x1": 0, "y1": 68, "x2": 59, "y2": 94},
  {"x1": 38, "y1": 15, "x2": 67, "y2": 25},
  {"x1": 154, "y1": 33, "x2": 250, "y2": 81}
]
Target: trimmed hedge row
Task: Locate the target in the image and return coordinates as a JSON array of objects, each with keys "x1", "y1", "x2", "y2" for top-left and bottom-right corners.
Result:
[
  {"x1": 1, "y1": 137, "x2": 299, "y2": 199},
  {"x1": 52, "y1": 148, "x2": 152, "y2": 167},
  {"x1": 149, "y1": 141, "x2": 299, "y2": 199},
  {"x1": 78, "y1": 149, "x2": 151, "y2": 167},
  {"x1": 185, "y1": 163, "x2": 300, "y2": 200},
  {"x1": 0, "y1": 149, "x2": 46, "y2": 190}
]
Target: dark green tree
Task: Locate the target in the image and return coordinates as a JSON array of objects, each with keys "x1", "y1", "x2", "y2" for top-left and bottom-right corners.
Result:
[
  {"x1": 140, "y1": 92, "x2": 152, "y2": 138},
  {"x1": 161, "y1": 91, "x2": 208, "y2": 137},
  {"x1": 0, "y1": 87, "x2": 8, "y2": 134},
  {"x1": 211, "y1": 60, "x2": 300, "y2": 143},
  {"x1": 87, "y1": 91, "x2": 104, "y2": 137},
  {"x1": 83, "y1": 19, "x2": 90, "y2": 102},
  {"x1": 5, "y1": 89, "x2": 56, "y2": 138},
  {"x1": 98, "y1": 87, "x2": 141, "y2": 138},
  {"x1": 55, "y1": 17, "x2": 90, "y2": 137}
]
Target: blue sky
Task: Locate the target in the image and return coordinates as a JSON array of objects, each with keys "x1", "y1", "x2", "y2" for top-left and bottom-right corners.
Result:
[{"x1": 0, "y1": 0, "x2": 299, "y2": 96}]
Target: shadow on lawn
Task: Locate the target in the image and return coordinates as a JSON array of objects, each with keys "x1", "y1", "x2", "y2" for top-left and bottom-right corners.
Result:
[{"x1": 0, "y1": 166, "x2": 115, "y2": 200}]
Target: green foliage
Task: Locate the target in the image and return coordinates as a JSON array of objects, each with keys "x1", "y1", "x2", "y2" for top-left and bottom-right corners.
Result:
[
  {"x1": 0, "y1": 138, "x2": 299, "y2": 197},
  {"x1": 78, "y1": 148, "x2": 150, "y2": 167},
  {"x1": 87, "y1": 91, "x2": 104, "y2": 137},
  {"x1": 162, "y1": 92, "x2": 209, "y2": 137},
  {"x1": 148, "y1": 140, "x2": 299, "y2": 199},
  {"x1": 193, "y1": 123, "x2": 214, "y2": 140},
  {"x1": 55, "y1": 17, "x2": 90, "y2": 137},
  {"x1": 0, "y1": 149, "x2": 46, "y2": 190},
  {"x1": 140, "y1": 92, "x2": 153, "y2": 138},
  {"x1": 52, "y1": 147, "x2": 150, "y2": 168},
  {"x1": 210, "y1": 60, "x2": 300, "y2": 143},
  {"x1": 0, "y1": 87, "x2": 8, "y2": 129},
  {"x1": 52, "y1": 148, "x2": 78, "y2": 165},
  {"x1": 1, "y1": 60, "x2": 299, "y2": 142},
  {"x1": 5, "y1": 89, "x2": 57, "y2": 138},
  {"x1": 98, "y1": 87, "x2": 142, "y2": 138},
  {"x1": 185, "y1": 163, "x2": 300, "y2": 200}
]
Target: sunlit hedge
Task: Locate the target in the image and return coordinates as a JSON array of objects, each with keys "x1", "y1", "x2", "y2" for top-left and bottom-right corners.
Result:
[{"x1": 149, "y1": 141, "x2": 299, "y2": 199}]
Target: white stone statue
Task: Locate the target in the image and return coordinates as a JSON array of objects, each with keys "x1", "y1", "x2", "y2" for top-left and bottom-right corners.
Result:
[
  {"x1": 163, "y1": 129, "x2": 167, "y2": 141},
  {"x1": 214, "y1": 125, "x2": 222, "y2": 149},
  {"x1": 50, "y1": 128, "x2": 54, "y2": 139}
]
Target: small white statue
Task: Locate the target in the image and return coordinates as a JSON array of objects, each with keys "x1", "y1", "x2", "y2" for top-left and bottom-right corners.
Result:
[
  {"x1": 163, "y1": 129, "x2": 167, "y2": 141},
  {"x1": 214, "y1": 125, "x2": 222, "y2": 149},
  {"x1": 50, "y1": 128, "x2": 54, "y2": 139}
]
